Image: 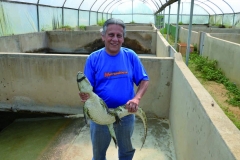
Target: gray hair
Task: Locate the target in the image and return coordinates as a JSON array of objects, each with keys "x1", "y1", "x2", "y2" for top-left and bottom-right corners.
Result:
[{"x1": 101, "y1": 18, "x2": 126, "y2": 37}]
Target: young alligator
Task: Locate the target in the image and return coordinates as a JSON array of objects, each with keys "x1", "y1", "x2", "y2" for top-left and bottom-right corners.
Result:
[{"x1": 75, "y1": 71, "x2": 147, "y2": 150}]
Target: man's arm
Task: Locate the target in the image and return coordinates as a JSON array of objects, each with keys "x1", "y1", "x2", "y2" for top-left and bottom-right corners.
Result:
[{"x1": 126, "y1": 80, "x2": 149, "y2": 112}]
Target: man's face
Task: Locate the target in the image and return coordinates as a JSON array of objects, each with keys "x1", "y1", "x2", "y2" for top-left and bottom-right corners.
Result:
[{"x1": 101, "y1": 24, "x2": 124, "y2": 55}]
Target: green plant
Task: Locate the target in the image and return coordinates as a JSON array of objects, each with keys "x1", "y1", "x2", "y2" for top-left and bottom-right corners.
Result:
[
  {"x1": 58, "y1": 25, "x2": 72, "y2": 30},
  {"x1": 186, "y1": 53, "x2": 240, "y2": 129},
  {"x1": 193, "y1": 43, "x2": 198, "y2": 52},
  {"x1": 178, "y1": 22, "x2": 183, "y2": 25},
  {"x1": 189, "y1": 53, "x2": 240, "y2": 107},
  {"x1": 52, "y1": 17, "x2": 60, "y2": 30},
  {"x1": 222, "y1": 107, "x2": 240, "y2": 129},
  {"x1": 97, "y1": 19, "x2": 105, "y2": 26},
  {"x1": 41, "y1": 25, "x2": 50, "y2": 31},
  {"x1": 156, "y1": 15, "x2": 164, "y2": 21},
  {"x1": 79, "y1": 25, "x2": 86, "y2": 30},
  {"x1": 160, "y1": 28, "x2": 167, "y2": 34},
  {"x1": 130, "y1": 21, "x2": 135, "y2": 24}
]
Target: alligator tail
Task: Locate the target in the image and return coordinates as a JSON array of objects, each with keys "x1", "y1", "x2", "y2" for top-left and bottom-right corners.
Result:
[
  {"x1": 107, "y1": 124, "x2": 118, "y2": 148},
  {"x1": 136, "y1": 108, "x2": 148, "y2": 150}
]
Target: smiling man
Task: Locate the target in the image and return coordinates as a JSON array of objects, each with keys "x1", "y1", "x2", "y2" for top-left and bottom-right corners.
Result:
[
  {"x1": 79, "y1": 18, "x2": 149, "y2": 160},
  {"x1": 101, "y1": 20, "x2": 124, "y2": 55}
]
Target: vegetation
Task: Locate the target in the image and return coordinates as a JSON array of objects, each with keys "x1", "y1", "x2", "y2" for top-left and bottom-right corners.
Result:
[
  {"x1": 161, "y1": 31, "x2": 240, "y2": 129},
  {"x1": 41, "y1": 27, "x2": 46, "y2": 31},
  {"x1": 193, "y1": 44, "x2": 198, "y2": 51},
  {"x1": 155, "y1": 15, "x2": 164, "y2": 28},
  {"x1": 160, "y1": 28, "x2": 167, "y2": 34},
  {"x1": 188, "y1": 53, "x2": 240, "y2": 107},
  {"x1": 57, "y1": 25, "x2": 73, "y2": 30},
  {"x1": 178, "y1": 21, "x2": 183, "y2": 25},
  {"x1": 79, "y1": 25, "x2": 86, "y2": 30},
  {"x1": 162, "y1": 33, "x2": 177, "y2": 47},
  {"x1": 52, "y1": 17, "x2": 60, "y2": 30},
  {"x1": 129, "y1": 21, "x2": 135, "y2": 24},
  {"x1": 222, "y1": 107, "x2": 240, "y2": 129},
  {"x1": 156, "y1": 15, "x2": 164, "y2": 21},
  {"x1": 97, "y1": 19, "x2": 105, "y2": 26},
  {"x1": 188, "y1": 53, "x2": 240, "y2": 129},
  {"x1": 211, "y1": 23, "x2": 232, "y2": 28}
]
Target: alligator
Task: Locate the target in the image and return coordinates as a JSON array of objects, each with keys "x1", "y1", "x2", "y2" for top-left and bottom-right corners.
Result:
[{"x1": 73, "y1": 71, "x2": 148, "y2": 150}]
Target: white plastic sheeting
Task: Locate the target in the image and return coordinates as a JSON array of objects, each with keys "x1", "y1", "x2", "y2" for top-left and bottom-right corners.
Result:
[
  {"x1": 0, "y1": 0, "x2": 240, "y2": 36},
  {"x1": 4, "y1": 0, "x2": 240, "y2": 14}
]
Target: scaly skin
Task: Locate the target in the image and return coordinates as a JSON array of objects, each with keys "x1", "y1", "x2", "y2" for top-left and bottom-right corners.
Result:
[{"x1": 76, "y1": 71, "x2": 147, "y2": 149}]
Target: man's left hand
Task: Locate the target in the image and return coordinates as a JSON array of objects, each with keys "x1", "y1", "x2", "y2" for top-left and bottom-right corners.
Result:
[{"x1": 126, "y1": 99, "x2": 139, "y2": 112}]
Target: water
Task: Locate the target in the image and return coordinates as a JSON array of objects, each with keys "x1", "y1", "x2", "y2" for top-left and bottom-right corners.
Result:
[{"x1": 0, "y1": 115, "x2": 176, "y2": 160}]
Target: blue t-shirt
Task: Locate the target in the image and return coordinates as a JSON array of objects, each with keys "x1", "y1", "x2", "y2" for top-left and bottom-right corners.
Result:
[{"x1": 84, "y1": 47, "x2": 149, "y2": 108}]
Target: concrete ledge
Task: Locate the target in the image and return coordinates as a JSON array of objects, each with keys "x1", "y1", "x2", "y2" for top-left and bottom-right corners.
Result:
[
  {"x1": 0, "y1": 53, "x2": 172, "y2": 118},
  {"x1": 170, "y1": 52, "x2": 240, "y2": 160},
  {"x1": 0, "y1": 102, "x2": 83, "y2": 115},
  {"x1": 209, "y1": 33, "x2": 240, "y2": 44}
]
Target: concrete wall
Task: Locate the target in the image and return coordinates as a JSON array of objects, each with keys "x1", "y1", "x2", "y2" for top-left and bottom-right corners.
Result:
[
  {"x1": 169, "y1": 53, "x2": 240, "y2": 160},
  {"x1": 126, "y1": 31, "x2": 157, "y2": 54},
  {"x1": 0, "y1": 53, "x2": 173, "y2": 118},
  {"x1": 179, "y1": 26, "x2": 240, "y2": 48},
  {"x1": 156, "y1": 31, "x2": 170, "y2": 57},
  {"x1": 47, "y1": 31, "x2": 156, "y2": 54},
  {"x1": 180, "y1": 25, "x2": 240, "y2": 33},
  {"x1": 202, "y1": 33, "x2": 240, "y2": 87},
  {"x1": 47, "y1": 31, "x2": 102, "y2": 53},
  {"x1": 210, "y1": 33, "x2": 240, "y2": 44},
  {"x1": 179, "y1": 27, "x2": 200, "y2": 47},
  {"x1": 0, "y1": 32, "x2": 47, "y2": 53},
  {"x1": 0, "y1": 31, "x2": 156, "y2": 54}
]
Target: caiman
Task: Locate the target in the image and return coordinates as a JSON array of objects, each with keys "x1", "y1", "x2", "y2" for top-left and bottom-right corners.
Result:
[{"x1": 72, "y1": 71, "x2": 147, "y2": 150}]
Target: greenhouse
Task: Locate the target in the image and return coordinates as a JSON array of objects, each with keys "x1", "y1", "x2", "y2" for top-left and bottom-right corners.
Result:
[
  {"x1": 0, "y1": 0, "x2": 240, "y2": 160},
  {"x1": 0, "y1": 0, "x2": 240, "y2": 35}
]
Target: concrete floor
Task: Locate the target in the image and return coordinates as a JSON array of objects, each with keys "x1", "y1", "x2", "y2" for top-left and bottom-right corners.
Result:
[{"x1": 0, "y1": 116, "x2": 176, "y2": 160}]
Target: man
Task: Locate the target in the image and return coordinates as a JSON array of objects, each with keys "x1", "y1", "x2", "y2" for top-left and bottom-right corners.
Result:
[{"x1": 79, "y1": 18, "x2": 149, "y2": 160}]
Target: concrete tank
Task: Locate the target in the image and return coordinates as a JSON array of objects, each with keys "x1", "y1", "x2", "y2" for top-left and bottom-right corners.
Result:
[{"x1": 0, "y1": 29, "x2": 239, "y2": 160}]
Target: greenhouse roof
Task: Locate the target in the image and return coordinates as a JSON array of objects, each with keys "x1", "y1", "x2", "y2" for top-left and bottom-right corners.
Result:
[
  {"x1": 1, "y1": 0, "x2": 240, "y2": 36},
  {"x1": 4, "y1": 0, "x2": 240, "y2": 15}
]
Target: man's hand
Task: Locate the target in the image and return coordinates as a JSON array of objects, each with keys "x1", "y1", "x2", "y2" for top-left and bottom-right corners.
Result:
[
  {"x1": 79, "y1": 92, "x2": 90, "y2": 102},
  {"x1": 126, "y1": 80, "x2": 149, "y2": 113},
  {"x1": 126, "y1": 98, "x2": 139, "y2": 113}
]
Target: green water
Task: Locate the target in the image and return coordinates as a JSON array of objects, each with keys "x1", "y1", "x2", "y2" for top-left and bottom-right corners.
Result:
[{"x1": 0, "y1": 117, "x2": 84, "y2": 160}]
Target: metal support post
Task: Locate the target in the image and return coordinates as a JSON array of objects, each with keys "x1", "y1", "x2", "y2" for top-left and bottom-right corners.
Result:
[
  {"x1": 185, "y1": 0, "x2": 194, "y2": 66},
  {"x1": 174, "y1": 0, "x2": 181, "y2": 49},
  {"x1": 167, "y1": 5, "x2": 171, "y2": 41}
]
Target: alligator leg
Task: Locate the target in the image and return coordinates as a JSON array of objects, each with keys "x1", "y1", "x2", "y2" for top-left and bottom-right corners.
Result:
[
  {"x1": 107, "y1": 124, "x2": 118, "y2": 148},
  {"x1": 114, "y1": 115, "x2": 121, "y2": 124},
  {"x1": 107, "y1": 109, "x2": 122, "y2": 125},
  {"x1": 84, "y1": 106, "x2": 92, "y2": 125}
]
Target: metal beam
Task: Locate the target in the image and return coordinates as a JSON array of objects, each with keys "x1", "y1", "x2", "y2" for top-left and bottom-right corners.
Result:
[{"x1": 155, "y1": 0, "x2": 178, "y2": 15}]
